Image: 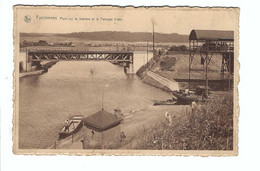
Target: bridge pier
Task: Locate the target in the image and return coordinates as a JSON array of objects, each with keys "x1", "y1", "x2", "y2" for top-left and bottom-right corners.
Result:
[
  {"x1": 25, "y1": 61, "x2": 42, "y2": 72},
  {"x1": 26, "y1": 62, "x2": 32, "y2": 71},
  {"x1": 128, "y1": 63, "x2": 135, "y2": 74},
  {"x1": 123, "y1": 63, "x2": 135, "y2": 74}
]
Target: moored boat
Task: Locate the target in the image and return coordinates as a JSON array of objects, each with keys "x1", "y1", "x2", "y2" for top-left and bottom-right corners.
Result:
[
  {"x1": 59, "y1": 115, "x2": 84, "y2": 137},
  {"x1": 153, "y1": 98, "x2": 177, "y2": 105},
  {"x1": 172, "y1": 90, "x2": 205, "y2": 105}
]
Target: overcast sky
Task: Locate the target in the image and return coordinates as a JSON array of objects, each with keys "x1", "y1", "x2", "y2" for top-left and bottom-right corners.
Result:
[{"x1": 15, "y1": 7, "x2": 239, "y2": 35}]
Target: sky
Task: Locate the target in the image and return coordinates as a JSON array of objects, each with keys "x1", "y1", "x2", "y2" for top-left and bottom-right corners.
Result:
[{"x1": 15, "y1": 6, "x2": 239, "y2": 35}]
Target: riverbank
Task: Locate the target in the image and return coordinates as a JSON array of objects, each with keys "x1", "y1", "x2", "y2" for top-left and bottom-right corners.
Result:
[
  {"x1": 54, "y1": 104, "x2": 189, "y2": 149},
  {"x1": 128, "y1": 91, "x2": 234, "y2": 150},
  {"x1": 136, "y1": 52, "x2": 230, "y2": 91},
  {"x1": 53, "y1": 90, "x2": 233, "y2": 150},
  {"x1": 19, "y1": 69, "x2": 47, "y2": 78},
  {"x1": 136, "y1": 53, "x2": 181, "y2": 91},
  {"x1": 19, "y1": 61, "x2": 58, "y2": 78}
]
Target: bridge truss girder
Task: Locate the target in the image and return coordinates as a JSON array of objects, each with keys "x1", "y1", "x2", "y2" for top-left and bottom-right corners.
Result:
[{"x1": 28, "y1": 51, "x2": 134, "y2": 63}]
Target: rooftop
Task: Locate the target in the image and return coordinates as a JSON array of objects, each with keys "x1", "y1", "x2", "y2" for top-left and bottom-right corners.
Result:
[
  {"x1": 84, "y1": 109, "x2": 122, "y2": 132},
  {"x1": 189, "y1": 29, "x2": 234, "y2": 41}
]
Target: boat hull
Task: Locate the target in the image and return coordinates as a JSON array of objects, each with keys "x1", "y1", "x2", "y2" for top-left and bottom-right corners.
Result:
[
  {"x1": 172, "y1": 91, "x2": 204, "y2": 104},
  {"x1": 59, "y1": 115, "x2": 84, "y2": 138},
  {"x1": 153, "y1": 99, "x2": 177, "y2": 105}
]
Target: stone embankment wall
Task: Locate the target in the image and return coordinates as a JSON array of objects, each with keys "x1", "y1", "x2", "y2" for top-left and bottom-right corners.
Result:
[
  {"x1": 136, "y1": 53, "x2": 180, "y2": 92},
  {"x1": 146, "y1": 71, "x2": 179, "y2": 91},
  {"x1": 19, "y1": 61, "x2": 58, "y2": 78},
  {"x1": 19, "y1": 69, "x2": 46, "y2": 78}
]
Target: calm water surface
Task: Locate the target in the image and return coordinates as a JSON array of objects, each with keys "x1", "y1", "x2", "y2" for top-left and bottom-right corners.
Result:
[{"x1": 19, "y1": 52, "x2": 171, "y2": 149}]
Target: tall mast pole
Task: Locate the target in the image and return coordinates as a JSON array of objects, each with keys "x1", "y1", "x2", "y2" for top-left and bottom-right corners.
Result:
[
  {"x1": 147, "y1": 42, "x2": 149, "y2": 64},
  {"x1": 205, "y1": 41, "x2": 209, "y2": 95},
  {"x1": 101, "y1": 88, "x2": 104, "y2": 110},
  {"x1": 228, "y1": 53, "x2": 231, "y2": 91},
  {"x1": 152, "y1": 20, "x2": 155, "y2": 59},
  {"x1": 26, "y1": 46, "x2": 28, "y2": 71},
  {"x1": 188, "y1": 40, "x2": 191, "y2": 90}
]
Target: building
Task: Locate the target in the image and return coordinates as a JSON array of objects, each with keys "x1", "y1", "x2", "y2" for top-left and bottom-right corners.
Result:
[{"x1": 82, "y1": 108, "x2": 123, "y2": 149}]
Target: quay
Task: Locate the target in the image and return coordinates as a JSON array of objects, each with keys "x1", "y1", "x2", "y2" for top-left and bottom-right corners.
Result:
[{"x1": 146, "y1": 71, "x2": 179, "y2": 91}]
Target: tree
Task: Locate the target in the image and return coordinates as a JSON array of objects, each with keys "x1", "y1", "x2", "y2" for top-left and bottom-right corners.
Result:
[
  {"x1": 19, "y1": 62, "x2": 24, "y2": 72},
  {"x1": 178, "y1": 45, "x2": 187, "y2": 51},
  {"x1": 169, "y1": 45, "x2": 178, "y2": 51}
]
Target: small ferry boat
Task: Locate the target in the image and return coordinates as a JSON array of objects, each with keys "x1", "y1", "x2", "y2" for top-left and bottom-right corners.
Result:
[
  {"x1": 59, "y1": 115, "x2": 84, "y2": 137},
  {"x1": 153, "y1": 98, "x2": 177, "y2": 105},
  {"x1": 172, "y1": 85, "x2": 211, "y2": 104},
  {"x1": 172, "y1": 91, "x2": 204, "y2": 104},
  {"x1": 154, "y1": 85, "x2": 211, "y2": 105}
]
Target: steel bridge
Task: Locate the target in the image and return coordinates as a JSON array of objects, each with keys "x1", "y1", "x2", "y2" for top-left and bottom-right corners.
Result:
[
  {"x1": 28, "y1": 50, "x2": 133, "y2": 62},
  {"x1": 25, "y1": 50, "x2": 134, "y2": 73}
]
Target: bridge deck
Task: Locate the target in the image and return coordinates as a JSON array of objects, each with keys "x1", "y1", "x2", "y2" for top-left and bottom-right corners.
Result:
[
  {"x1": 28, "y1": 50, "x2": 134, "y2": 54},
  {"x1": 28, "y1": 50, "x2": 134, "y2": 63}
]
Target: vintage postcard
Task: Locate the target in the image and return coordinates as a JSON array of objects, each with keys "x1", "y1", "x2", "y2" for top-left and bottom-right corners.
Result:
[{"x1": 13, "y1": 6, "x2": 239, "y2": 156}]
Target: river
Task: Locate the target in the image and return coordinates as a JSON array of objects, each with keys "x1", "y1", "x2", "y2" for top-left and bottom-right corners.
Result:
[{"x1": 19, "y1": 52, "x2": 172, "y2": 149}]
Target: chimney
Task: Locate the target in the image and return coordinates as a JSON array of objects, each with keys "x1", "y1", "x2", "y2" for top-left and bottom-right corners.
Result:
[{"x1": 114, "y1": 108, "x2": 122, "y2": 118}]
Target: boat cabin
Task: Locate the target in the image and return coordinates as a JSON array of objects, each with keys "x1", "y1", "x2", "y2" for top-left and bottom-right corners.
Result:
[{"x1": 195, "y1": 85, "x2": 211, "y2": 96}]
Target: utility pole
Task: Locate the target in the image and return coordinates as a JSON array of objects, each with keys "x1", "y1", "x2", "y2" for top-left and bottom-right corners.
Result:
[
  {"x1": 188, "y1": 40, "x2": 191, "y2": 90},
  {"x1": 152, "y1": 21, "x2": 155, "y2": 59},
  {"x1": 101, "y1": 88, "x2": 104, "y2": 110},
  {"x1": 25, "y1": 46, "x2": 28, "y2": 71},
  {"x1": 205, "y1": 42, "x2": 209, "y2": 95},
  {"x1": 228, "y1": 53, "x2": 231, "y2": 91},
  {"x1": 147, "y1": 42, "x2": 149, "y2": 64}
]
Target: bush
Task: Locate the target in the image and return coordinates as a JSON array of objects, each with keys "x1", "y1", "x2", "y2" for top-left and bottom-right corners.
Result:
[
  {"x1": 169, "y1": 45, "x2": 178, "y2": 51},
  {"x1": 178, "y1": 45, "x2": 187, "y2": 51},
  {"x1": 160, "y1": 57, "x2": 176, "y2": 71},
  {"x1": 169, "y1": 45, "x2": 188, "y2": 51}
]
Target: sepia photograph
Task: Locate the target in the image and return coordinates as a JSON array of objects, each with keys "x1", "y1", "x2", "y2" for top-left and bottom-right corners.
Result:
[{"x1": 13, "y1": 6, "x2": 239, "y2": 155}]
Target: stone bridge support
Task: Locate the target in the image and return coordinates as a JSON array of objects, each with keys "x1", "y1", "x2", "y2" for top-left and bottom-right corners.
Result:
[{"x1": 123, "y1": 62, "x2": 134, "y2": 74}]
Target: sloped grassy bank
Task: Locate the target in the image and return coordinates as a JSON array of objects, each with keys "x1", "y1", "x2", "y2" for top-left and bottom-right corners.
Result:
[{"x1": 127, "y1": 92, "x2": 233, "y2": 150}]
